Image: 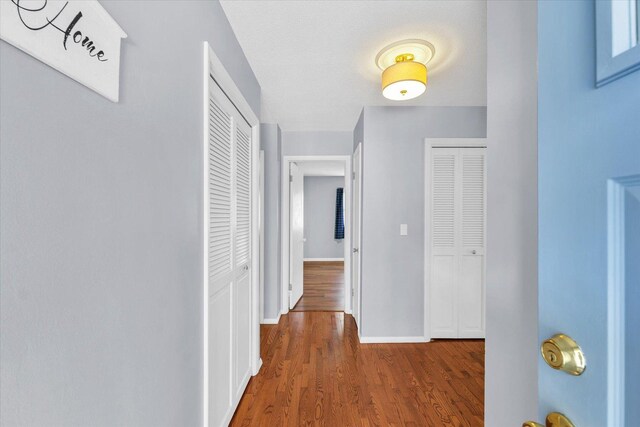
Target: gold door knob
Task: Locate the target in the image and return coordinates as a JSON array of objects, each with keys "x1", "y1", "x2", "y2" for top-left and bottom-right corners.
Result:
[
  {"x1": 540, "y1": 334, "x2": 586, "y2": 375},
  {"x1": 523, "y1": 412, "x2": 575, "y2": 427}
]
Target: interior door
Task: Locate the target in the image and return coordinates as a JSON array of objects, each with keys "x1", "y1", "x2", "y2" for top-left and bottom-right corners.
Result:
[
  {"x1": 430, "y1": 147, "x2": 485, "y2": 339},
  {"x1": 352, "y1": 144, "x2": 362, "y2": 328},
  {"x1": 232, "y1": 117, "x2": 252, "y2": 403},
  {"x1": 207, "y1": 79, "x2": 253, "y2": 427},
  {"x1": 289, "y1": 162, "x2": 304, "y2": 309},
  {"x1": 207, "y1": 82, "x2": 235, "y2": 426},
  {"x1": 458, "y1": 149, "x2": 486, "y2": 338}
]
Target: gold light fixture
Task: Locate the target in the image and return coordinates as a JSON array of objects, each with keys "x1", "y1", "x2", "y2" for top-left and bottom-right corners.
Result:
[{"x1": 375, "y1": 39, "x2": 435, "y2": 101}]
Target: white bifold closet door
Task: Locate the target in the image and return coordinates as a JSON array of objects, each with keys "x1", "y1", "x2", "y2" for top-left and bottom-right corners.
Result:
[
  {"x1": 207, "y1": 79, "x2": 252, "y2": 427},
  {"x1": 430, "y1": 147, "x2": 486, "y2": 339}
]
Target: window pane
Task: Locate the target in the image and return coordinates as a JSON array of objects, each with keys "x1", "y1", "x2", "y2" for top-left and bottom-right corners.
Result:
[{"x1": 612, "y1": 0, "x2": 639, "y2": 56}]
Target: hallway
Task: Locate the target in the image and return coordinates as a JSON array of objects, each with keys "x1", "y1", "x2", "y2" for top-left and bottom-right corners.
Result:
[
  {"x1": 230, "y1": 312, "x2": 484, "y2": 426},
  {"x1": 292, "y1": 261, "x2": 345, "y2": 312}
]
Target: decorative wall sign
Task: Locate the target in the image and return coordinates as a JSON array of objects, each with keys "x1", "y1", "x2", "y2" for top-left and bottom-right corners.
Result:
[{"x1": 0, "y1": 0, "x2": 127, "y2": 102}]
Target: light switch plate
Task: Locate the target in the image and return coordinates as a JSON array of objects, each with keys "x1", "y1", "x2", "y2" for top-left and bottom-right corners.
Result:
[{"x1": 400, "y1": 224, "x2": 408, "y2": 235}]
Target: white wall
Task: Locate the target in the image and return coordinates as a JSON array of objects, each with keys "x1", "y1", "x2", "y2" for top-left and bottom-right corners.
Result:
[
  {"x1": 359, "y1": 106, "x2": 487, "y2": 339},
  {"x1": 282, "y1": 131, "x2": 353, "y2": 156},
  {"x1": 303, "y1": 176, "x2": 345, "y2": 259},
  {"x1": 485, "y1": 1, "x2": 538, "y2": 425},
  {"x1": 0, "y1": 1, "x2": 260, "y2": 425}
]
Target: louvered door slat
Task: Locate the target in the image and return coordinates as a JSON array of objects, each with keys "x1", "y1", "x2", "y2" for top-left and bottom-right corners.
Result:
[
  {"x1": 234, "y1": 124, "x2": 251, "y2": 270},
  {"x1": 432, "y1": 154, "x2": 456, "y2": 249},
  {"x1": 462, "y1": 153, "x2": 485, "y2": 247},
  {"x1": 208, "y1": 92, "x2": 233, "y2": 284}
]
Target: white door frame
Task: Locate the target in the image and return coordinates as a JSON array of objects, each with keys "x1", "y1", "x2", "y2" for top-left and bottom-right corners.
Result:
[
  {"x1": 259, "y1": 150, "x2": 265, "y2": 324},
  {"x1": 352, "y1": 143, "x2": 363, "y2": 330},
  {"x1": 423, "y1": 138, "x2": 487, "y2": 341},
  {"x1": 281, "y1": 155, "x2": 352, "y2": 315},
  {"x1": 203, "y1": 42, "x2": 261, "y2": 427}
]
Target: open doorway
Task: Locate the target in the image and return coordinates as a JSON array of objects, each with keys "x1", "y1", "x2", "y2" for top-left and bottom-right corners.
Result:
[
  {"x1": 281, "y1": 156, "x2": 352, "y2": 316},
  {"x1": 293, "y1": 161, "x2": 346, "y2": 311}
]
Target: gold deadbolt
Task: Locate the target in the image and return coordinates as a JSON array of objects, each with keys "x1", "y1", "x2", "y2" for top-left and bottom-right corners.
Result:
[
  {"x1": 541, "y1": 334, "x2": 586, "y2": 375},
  {"x1": 523, "y1": 412, "x2": 575, "y2": 427}
]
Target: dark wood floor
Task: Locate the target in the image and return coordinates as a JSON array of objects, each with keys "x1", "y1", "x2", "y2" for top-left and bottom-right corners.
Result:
[
  {"x1": 292, "y1": 261, "x2": 344, "y2": 312},
  {"x1": 230, "y1": 312, "x2": 485, "y2": 426}
]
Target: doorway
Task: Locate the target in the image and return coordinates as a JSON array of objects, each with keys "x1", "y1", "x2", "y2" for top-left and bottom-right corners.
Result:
[{"x1": 281, "y1": 156, "x2": 352, "y2": 316}]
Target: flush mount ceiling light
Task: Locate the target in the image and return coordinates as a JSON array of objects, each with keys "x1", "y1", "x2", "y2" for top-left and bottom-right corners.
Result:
[{"x1": 375, "y1": 39, "x2": 435, "y2": 101}]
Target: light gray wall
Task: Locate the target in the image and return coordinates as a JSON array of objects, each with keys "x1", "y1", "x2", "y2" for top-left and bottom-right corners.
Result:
[
  {"x1": 353, "y1": 109, "x2": 364, "y2": 152},
  {"x1": 260, "y1": 124, "x2": 282, "y2": 320},
  {"x1": 282, "y1": 131, "x2": 353, "y2": 156},
  {"x1": 0, "y1": 1, "x2": 260, "y2": 426},
  {"x1": 485, "y1": 1, "x2": 538, "y2": 425},
  {"x1": 303, "y1": 176, "x2": 345, "y2": 259},
  {"x1": 359, "y1": 106, "x2": 487, "y2": 338}
]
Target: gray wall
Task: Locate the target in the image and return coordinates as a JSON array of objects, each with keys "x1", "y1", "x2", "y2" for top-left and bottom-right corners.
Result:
[
  {"x1": 0, "y1": 1, "x2": 260, "y2": 426},
  {"x1": 359, "y1": 106, "x2": 487, "y2": 338},
  {"x1": 260, "y1": 124, "x2": 282, "y2": 320},
  {"x1": 303, "y1": 176, "x2": 345, "y2": 259},
  {"x1": 353, "y1": 109, "x2": 364, "y2": 152},
  {"x1": 282, "y1": 131, "x2": 353, "y2": 156},
  {"x1": 485, "y1": 1, "x2": 538, "y2": 425}
]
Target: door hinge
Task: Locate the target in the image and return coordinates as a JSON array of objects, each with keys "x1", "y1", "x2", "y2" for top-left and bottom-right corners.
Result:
[
  {"x1": 352, "y1": 171, "x2": 356, "y2": 180},
  {"x1": 351, "y1": 288, "x2": 355, "y2": 296},
  {"x1": 289, "y1": 175, "x2": 293, "y2": 183},
  {"x1": 289, "y1": 283, "x2": 293, "y2": 291}
]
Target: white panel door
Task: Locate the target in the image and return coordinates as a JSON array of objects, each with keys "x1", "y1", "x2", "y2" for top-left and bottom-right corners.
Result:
[
  {"x1": 289, "y1": 163, "x2": 304, "y2": 309},
  {"x1": 352, "y1": 144, "x2": 362, "y2": 328},
  {"x1": 430, "y1": 147, "x2": 485, "y2": 339}
]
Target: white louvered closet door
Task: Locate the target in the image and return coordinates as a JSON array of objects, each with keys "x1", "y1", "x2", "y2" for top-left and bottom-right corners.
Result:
[
  {"x1": 458, "y1": 150, "x2": 485, "y2": 338},
  {"x1": 207, "y1": 80, "x2": 252, "y2": 427},
  {"x1": 232, "y1": 117, "x2": 252, "y2": 403},
  {"x1": 430, "y1": 147, "x2": 485, "y2": 339}
]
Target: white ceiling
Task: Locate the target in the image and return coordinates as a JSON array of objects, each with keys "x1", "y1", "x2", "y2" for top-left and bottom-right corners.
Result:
[
  {"x1": 298, "y1": 160, "x2": 345, "y2": 177},
  {"x1": 220, "y1": 0, "x2": 487, "y2": 131}
]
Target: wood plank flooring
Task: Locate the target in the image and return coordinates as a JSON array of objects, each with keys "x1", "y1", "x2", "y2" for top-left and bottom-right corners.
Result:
[
  {"x1": 230, "y1": 312, "x2": 485, "y2": 426},
  {"x1": 292, "y1": 261, "x2": 344, "y2": 312}
]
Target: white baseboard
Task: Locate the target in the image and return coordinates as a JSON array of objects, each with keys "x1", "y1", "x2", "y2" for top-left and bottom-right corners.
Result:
[
  {"x1": 303, "y1": 258, "x2": 344, "y2": 261},
  {"x1": 358, "y1": 336, "x2": 427, "y2": 344},
  {"x1": 253, "y1": 358, "x2": 263, "y2": 376},
  {"x1": 261, "y1": 314, "x2": 281, "y2": 325}
]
